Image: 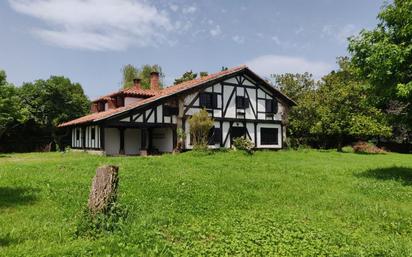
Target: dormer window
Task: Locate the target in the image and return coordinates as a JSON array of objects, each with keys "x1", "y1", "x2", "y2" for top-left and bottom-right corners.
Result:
[
  {"x1": 265, "y1": 99, "x2": 278, "y2": 114},
  {"x1": 236, "y1": 96, "x2": 249, "y2": 109},
  {"x1": 116, "y1": 95, "x2": 124, "y2": 107},
  {"x1": 97, "y1": 101, "x2": 105, "y2": 112},
  {"x1": 199, "y1": 92, "x2": 218, "y2": 109}
]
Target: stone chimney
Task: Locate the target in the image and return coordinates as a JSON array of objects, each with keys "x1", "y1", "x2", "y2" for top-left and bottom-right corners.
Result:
[
  {"x1": 150, "y1": 71, "x2": 160, "y2": 90},
  {"x1": 133, "y1": 78, "x2": 141, "y2": 89}
]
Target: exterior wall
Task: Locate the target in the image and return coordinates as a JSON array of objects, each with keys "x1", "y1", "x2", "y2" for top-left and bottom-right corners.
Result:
[
  {"x1": 152, "y1": 127, "x2": 173, "y2": 152},
  {"x1": 124, "y1": 128, "x2": 140, "y2": 155},
  {"x1": 183, "y1": 74, "x2": 286, "y2": 149},
  {"x1": 71, "y1": 127, "x2": 83, "y2": 148},
  {"x1": 124, "y1": 97, "x2": 142, "y2": 106},
  {"x1": 105, "y1": 128, "x2": 120, "y2": 155}
]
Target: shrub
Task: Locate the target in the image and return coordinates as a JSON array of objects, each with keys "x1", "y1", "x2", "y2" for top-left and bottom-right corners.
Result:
[
  {"x1": 188, "y1": 109, "x2": 214, "y2": 150},
  {"x1": 352, "y1": 141, "x2": 386, "y2": 154},
  {"x1": 233, "y1": 137, "x2": 254, "y2": 154}
]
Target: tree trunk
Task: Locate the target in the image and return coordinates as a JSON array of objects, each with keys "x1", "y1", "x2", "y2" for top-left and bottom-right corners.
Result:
[{"x1": 88, "y1": 165, "x2": 119, "y2": 214}]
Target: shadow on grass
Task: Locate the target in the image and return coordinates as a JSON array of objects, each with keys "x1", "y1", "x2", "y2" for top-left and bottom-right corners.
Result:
[
  {"x1": 0, "y1": 187, "x2": 38, "y2": 209},
  {"x1": 0, "y1": 235, "x2": 19, "y2": 247},
  {"x1": 0, "y1": 155, "x2": 11, "y2": 158},
  {"x1": 357, "y1": 167, "x2": 412, "y2": 186}
]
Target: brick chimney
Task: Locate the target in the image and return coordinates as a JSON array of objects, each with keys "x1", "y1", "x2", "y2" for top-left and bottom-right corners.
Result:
[
  {"x1": 150, "y1": 71, "x2": 160, "y2": 90},
  {"x1": 90, "y1": 102, "x2": 98, "y2": 113},
  {"x1": 133, "y1": 78, "x2": 141, "y2": 89}
]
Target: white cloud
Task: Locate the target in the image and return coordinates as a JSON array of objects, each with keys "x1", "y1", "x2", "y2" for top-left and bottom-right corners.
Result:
[
  {"x1": 246, "y1": 55, "x2": 333, "y2": 79},
  {"x1": 271, "y1": 36, "x2": 282, "y2": 45},
  {"x1": 322, "y1": 24, "x2": 358, "y2": 43},
  {"x1": 210, "y1": 25, "x2": 221, "y2": 37},
  {"x1": 232, "y1": 35, "x2": 245, "y2": 44},
  {"x1": 8, "y1": 0, "x2": 173, "y2": 51},
  {"x1": 182, "y1": 5, "x2": 197, "y2": 14},
  {"x1": 169, "y1": 4, "x2": 179, "y2": 12}
]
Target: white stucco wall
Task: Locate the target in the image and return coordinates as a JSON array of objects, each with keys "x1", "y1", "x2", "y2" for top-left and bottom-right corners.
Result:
[
  {"x1": 124, "y1": 128, "x2": 140, "y2": 155},
  {"x1": 105, "y1": 128, "x2": 120, "y2": 155}
]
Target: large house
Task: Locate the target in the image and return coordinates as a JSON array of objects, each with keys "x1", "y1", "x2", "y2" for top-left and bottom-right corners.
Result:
[{"x1": 59, "y1": 65, "x2": 296, "y2": 155}]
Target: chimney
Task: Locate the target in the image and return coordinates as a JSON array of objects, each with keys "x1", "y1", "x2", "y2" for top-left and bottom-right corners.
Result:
[
  {"x1": 150, "y1": 71, "x2": 160, "y2": 90},
  {"x1": 133, "y1": 78, "x2": 141, "y2": 89}
]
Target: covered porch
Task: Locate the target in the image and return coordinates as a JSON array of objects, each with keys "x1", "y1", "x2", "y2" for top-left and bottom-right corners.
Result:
[{"x1": 103, "y1": 123, "x2": 177, "y2": 156}]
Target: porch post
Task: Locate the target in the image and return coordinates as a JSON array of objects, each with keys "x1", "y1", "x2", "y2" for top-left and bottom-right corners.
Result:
[
  {"x1": 100, "y1": 126, "x2": 105, "y2": 150},
  {"x1": 119, "y1": 128, "x2": 125, "y2": 155}
]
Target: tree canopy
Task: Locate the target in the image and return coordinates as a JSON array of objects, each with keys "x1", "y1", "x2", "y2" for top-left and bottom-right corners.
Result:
[
  {"x1": 122, "y1": 64, "x2": 164, "y2": 89},
  {"x1": 174, "y1": 70, "x2": 209, "y2": 85},
  {"x1": 348, "y1": 0, "x2": 412, "y2": 131}
]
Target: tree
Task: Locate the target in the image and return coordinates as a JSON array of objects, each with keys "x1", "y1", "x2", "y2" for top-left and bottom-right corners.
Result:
[
  {"x1": 348, "y1": 0, "x2": 412, "y2": 134},
  {"x1": 271, "y1": 72, "x2": 318, "y2": 146},
  {"x1": 312, "y1": 58, "x2": 391, "y2": 151},
  {"x1": 122, "y1": 64, "x2": 138, "y2": 88},
  {"x1": 19, "y1": 76, "x2": 90, "y2": 148},
  {"x1": 188, "y1": 109, "x2": 214, "y2": 150},
  {"x1": 272, "y1": 72, "x2": 316, "y2": 102},
  {"x1": 174, "y1": 70, "x2": 197, "y2": 85},
  {"x1": 0, "y1": 70, "x2": 27, "y2": 140},
  {"x1": 122, "y1": 64, "x2": 165, "y2": 89}
]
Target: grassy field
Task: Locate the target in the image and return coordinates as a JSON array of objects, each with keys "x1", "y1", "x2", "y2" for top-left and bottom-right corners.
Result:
[{"x1": 1, "y1": 150, "x2": 412, "y2": 256}]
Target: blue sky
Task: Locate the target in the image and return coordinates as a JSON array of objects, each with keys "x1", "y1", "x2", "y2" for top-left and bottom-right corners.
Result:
[{"x1": 0, "y1": 0, "x2": 383, "y2": 99}]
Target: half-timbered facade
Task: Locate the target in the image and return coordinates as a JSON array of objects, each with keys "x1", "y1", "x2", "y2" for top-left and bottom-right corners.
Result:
[{"x1": 59, "y1": 66, "x2": 295, "y2": 155}]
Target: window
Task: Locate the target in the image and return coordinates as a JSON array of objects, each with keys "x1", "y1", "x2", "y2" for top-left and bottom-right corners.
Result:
[
  {"x1": 97, "y1": 101, "x2": 105, "y2": 112},
  {"x1": 236, "y1": 96, "x2": 249, "y2": 109},
  {"x1": 91, "y1": 127, "x2": 95, "y2": 140},
  {"x1": 76, "y1": 128, "x2": 80, "y2": 140},
  {"x1": 260, "y1": 128, "x2": 278, "y2": 145},
  {"x1": 163, "y1": 105, "x2": 178, "y2": 116},
  {"x1": 199, "y1": 93, "x2": 218, "y2": 109},
  {"x1": 265, "y1": 99, "x2": 278, "y2": 113},
  {"x1": 116, "y1": 96, "x2": 124, "y2": 107},
  {"x1": 208, "y1": 127, "x2": 222, "y2": 145},
  {"x1": 230, "y1": 127, "x2": 247, "y2": 142}
]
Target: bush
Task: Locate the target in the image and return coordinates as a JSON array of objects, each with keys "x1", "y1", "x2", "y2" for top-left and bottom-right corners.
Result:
[
  {"x1": 233, "y1": 137, "x2": 254, "y2": 154},
  {"x1": 188, "y1": 109, "x2": 214, "y2": 150},
  {"x1": 352, "y1": 141, "x2": 386, "y2": 154}
]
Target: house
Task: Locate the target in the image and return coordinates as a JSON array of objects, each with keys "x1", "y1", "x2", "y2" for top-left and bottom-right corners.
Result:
[{"x1": 58, "y1": 65, "x2": 296, "y2": 155}]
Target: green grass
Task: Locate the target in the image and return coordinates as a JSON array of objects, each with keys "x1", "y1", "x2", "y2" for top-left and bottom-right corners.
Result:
[{"x1": 1, "y1": 150, "x2": 412, "y2": 256}]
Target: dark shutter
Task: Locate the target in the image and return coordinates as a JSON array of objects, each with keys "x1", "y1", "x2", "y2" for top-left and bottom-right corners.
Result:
[
  {"x1": 265, "y1": 99, "x2": 273, "y2": 113},
  {"x1": 272, "y1": 99, "x2": 278, "y2": 114},
  {"x1": 260, "y1": 128, "x2": 278, "y2": 145},
  {"x1": 208, "y1": 127, "x2": 222, "y2": 145},
  {"x1": 236, "y1": 96, "x2": 243, "y2": 108},
  {"x1": 212, "y1": 93, "x2": 218, "y2": 108},
  {"x1": 200, "y1": 93, "x2": 217, "y2": 109},
  {"x1": 98, "y1": 102, "x2": 105, "y2": 112},
  {"x1": 244, "y1": 97, "x2": 250, "y2": 108},
  {"x1": 164, "y1": 106, "x2": 178, "y2": 116}
]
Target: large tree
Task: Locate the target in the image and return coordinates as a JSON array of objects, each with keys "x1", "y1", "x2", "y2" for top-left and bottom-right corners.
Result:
[
  {"x1": 272, "y1": 72, "x2": 319, "y2": 146},
  {"x1": 0, "y1": 70, "x2": 26, "y2": 140},
  {"x1": 348, "y1": 0, "x2": 412, "y2": 136},
  {"x1": 19, "y1": 76, "x2": 90, "y2": 147},
  {"x1": 122, "y1": 64, "x2": 165, "y2": 89},
  {"x1": 312, "y1": 58, "x2": 391, "y2": 151}
]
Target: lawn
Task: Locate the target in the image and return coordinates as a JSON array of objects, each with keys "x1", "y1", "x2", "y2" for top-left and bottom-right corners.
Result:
[{"x1": 1, "y1": 150, "x2": 412, "y2": 256}]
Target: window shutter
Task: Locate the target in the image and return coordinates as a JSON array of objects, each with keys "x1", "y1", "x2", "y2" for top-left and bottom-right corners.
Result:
[
  {"x1": 236, "y1": 96, "x2": 243, "y2": 108},
  {"x1": 265, "y1": 99, "x2": 272, "y2": 113},
  {"x1": 214, "y1": 128, "x2": 222, "y2": 144},
  {"x1": 212, "y1": 93, "x2": 218, "y2": 109},
  {"x1": 244, "y1": 98, "x2": 250, "y2": 108},
  {"x1": 199, "y1": 93, "x2": 206, "y2": 108},
  {"x1": 272, "y1": 100, "x2": 278, "y2": 114}
]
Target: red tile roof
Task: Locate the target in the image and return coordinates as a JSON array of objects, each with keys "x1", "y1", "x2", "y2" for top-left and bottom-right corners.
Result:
[
  {"x1": 93, "y1": 86, "x2": 159, "y2": 102},
  {"x1": 59, "y1": 65, "x2": 294, "y2": 127}
]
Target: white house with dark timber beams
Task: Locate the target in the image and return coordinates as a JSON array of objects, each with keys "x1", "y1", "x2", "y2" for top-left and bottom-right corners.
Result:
[{"x1": 58, "y1": 65, "x2": 296, "y2": 155}]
